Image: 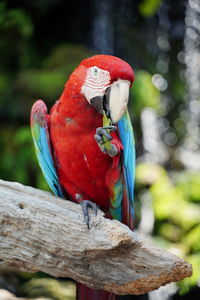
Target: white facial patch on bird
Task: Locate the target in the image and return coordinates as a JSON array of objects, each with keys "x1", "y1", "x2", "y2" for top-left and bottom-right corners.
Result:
[{"x1": 81, "y1": 66, "x2": 111, "y2": 102}]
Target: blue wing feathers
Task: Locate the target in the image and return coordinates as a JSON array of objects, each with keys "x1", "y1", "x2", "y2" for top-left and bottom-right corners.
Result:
[
  {"x1": 31, "y1": 100, "x2": 64, "y2": 198},
  {"x1": 118, "y1": 110, "x2": 135, "y2": 216}
]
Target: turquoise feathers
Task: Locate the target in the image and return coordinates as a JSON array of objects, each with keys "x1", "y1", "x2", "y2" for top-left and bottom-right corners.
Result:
[
  {"x1": 30, "y1": 100, "x2": 64, "y2": 198},
  {"x1": 118, "y1": 110, "x2": 135, "y2": 208},
  {"x1": 111, "y1": 110, "x2": 135, "y2": 225}
]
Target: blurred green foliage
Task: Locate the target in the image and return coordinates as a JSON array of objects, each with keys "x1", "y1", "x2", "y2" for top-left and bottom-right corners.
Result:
[
  {"x1": 136, "y1": 163, "x2": 200, "y2": 295},
  {"x1": 130, "y1": 70, "x2": 161, "y2": 116},
  {"x1": 178, "y1": 254, "x2": 200, "y2": 295},
  {"x1": 139, "y1": 0, "x2": 163, "y2": 17},
  {"x1": 16, "y1": 44, "x2": 93, "y2": 101},
  {"x1": 176, "y1": 172, "x2": 200, "y2": 203},
  {"x1": 17, "y1": 278, "x2": 75, "y2": 300},
  {"x1": 0, "y1": 2, "x2": 33, "y2": 71},
  {"x1": 0, "y1": 125, "x2": 49, "y2": 191}
]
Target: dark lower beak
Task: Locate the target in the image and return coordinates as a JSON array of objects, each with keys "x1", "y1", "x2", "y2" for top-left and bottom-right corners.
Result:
[
  {"x1": 90, "y1": 96, "x2": 104, "y2": 114},
  {"x1": 90, "y1": 88, "x2": 111, "y2": 117}
]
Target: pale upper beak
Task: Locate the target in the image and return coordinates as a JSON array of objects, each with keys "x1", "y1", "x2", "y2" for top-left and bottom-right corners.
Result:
[{"x1": 90, "y1": 79, "x2": 130, "y2": 124}]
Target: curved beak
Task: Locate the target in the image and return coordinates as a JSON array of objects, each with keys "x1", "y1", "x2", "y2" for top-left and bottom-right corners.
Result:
[
  {"x1": 90, "y1": 79, "x2": 130, "y2": 124},
  {"x1": 105, "y1": 79, "x2": 130, "y2": 124}
]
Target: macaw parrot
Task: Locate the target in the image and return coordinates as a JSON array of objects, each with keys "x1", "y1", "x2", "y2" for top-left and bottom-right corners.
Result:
[{"x1": 30, "y1": 55, "x2": 135, "y2": 300}]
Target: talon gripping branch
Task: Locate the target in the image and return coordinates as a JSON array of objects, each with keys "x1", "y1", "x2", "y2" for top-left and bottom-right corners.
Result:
[{"x1": 30, "y1": 55, "x2": 135, "y2": 300}]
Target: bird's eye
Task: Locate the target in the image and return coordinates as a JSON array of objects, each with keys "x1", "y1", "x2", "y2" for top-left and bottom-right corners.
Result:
[{"x1": 93, "y1": 67, "x2": 98, "y2": 76}]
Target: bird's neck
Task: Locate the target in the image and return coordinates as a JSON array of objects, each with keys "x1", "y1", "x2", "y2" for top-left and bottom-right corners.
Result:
[{"x1": 55, "y1": 83, "x2": 102, "y2": 130}]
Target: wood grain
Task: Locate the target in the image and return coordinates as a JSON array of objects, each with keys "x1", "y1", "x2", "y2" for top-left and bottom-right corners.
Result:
[{"x1": 0, "y1": 179, "x2": 192, "y2": 295}]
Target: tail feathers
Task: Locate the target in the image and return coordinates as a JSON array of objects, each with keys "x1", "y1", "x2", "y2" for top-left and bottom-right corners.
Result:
[{"x1": 77, "y1": 283, "x2": 116, "y2": 300}]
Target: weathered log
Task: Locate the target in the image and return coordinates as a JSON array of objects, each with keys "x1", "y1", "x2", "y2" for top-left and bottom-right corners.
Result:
[{"x1": 0, "y1": 179, "x2": 192, "y2": 295}]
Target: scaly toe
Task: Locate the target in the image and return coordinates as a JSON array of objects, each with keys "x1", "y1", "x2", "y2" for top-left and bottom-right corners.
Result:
[{"x1": 80, "y1": 200, "x2": 99, "y2": 229}]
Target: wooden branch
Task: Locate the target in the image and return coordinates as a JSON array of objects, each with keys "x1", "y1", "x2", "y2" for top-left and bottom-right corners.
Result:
[{"x1": 0, "y1": 179, "x2": 192, "y2": 295}]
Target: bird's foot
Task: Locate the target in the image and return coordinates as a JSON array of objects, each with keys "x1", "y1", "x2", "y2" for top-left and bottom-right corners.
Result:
[
  {"x1": 80, "y1": 200, "x2": 99, "y2": 229},
  {"x1": 94, "y1": 126, "x2": 118, "y2": 157}
]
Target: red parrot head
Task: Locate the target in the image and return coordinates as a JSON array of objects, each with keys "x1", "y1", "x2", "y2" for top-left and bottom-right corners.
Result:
[{"x1": 79, "y1": 55, "x2": 134, "y2": 124}]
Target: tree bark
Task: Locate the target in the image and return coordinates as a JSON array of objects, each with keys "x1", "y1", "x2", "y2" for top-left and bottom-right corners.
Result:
[{"x1": 0, "y1": 179, "x2": 192, "y2": 295}]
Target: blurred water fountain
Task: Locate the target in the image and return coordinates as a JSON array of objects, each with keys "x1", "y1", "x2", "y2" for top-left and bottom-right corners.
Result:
[
  {"x1": 91, "y1": 0, "x2": 132, "y2": 56},
  {"x1": 141, "y1": 108, "x2": 169, "y2": 164},
  {"x1": 176, "y1": 0, "x2": 200, "y2": 169},
  {"x1": 140, "y1": 1, "x2": 170, "y2": 166},
  {"x1": 139, "y1": 108, "x2": 168, "y2": 263},
  {"x1": 156, "y1": 0, "x2": 170, "y2": 75},
  {"x1": 140, "y1": 3, "x2": 178, "y2": 299},
  {"x1": 138, "y1": 189, "x2": 154, "y2": 235},
  {"x1": 91, "y1": 0, "x2": 114, "y2": 54}
]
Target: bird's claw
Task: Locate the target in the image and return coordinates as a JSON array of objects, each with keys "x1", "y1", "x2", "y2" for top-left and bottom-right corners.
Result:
[
  {"x1": 94, "y1": 126, "x2": 118, "y2": 157},
  {"x1": 81, "y1": 200, "x2": 99, "y2": 229},
  {"x1": 95, "y1": 126, "x2": 117, "y2": 142}
]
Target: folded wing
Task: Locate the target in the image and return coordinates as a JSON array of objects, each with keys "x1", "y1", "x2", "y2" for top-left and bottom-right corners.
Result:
[
  {"x1": 118, "y1": 110, "x2": 135, "y2": 228},
  {"x1": 30, "y1": 100, "x2": 64, "y2": 198}
]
